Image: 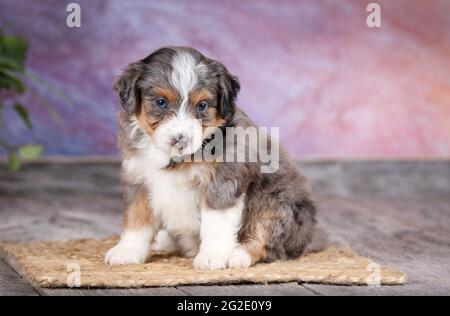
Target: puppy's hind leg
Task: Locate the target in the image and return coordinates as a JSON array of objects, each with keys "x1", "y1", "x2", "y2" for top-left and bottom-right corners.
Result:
[
  {"x1": 153, "y1": 230, "x2": 200, "y2": 257},
  {"x1": 228, "y1": 224, "x2": 267, "y2": 269},
  {"x1": 178, "y1": 233, "x2": 200, "y2": 258},
  {"x1": 231, "y1": 198, "x2": 316, "y2": 268},
  {"x1": 152, "y1": 229, "x2": 179, "y2": 254},
  {"x1": 105, "y1": 186, "x2": 159, "y2": 265}
]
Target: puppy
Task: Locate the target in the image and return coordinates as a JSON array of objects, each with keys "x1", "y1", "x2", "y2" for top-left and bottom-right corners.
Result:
[{"x1": 105, "y1": 46, "x2": 316, "y2": 270}]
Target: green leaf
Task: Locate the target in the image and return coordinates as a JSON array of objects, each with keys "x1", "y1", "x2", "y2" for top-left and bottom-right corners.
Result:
[
  {"x1": 0, "y1": 55, "x2": 22, "y2": 71},
  {"x1": 8, "y1": 152, "x2": 20, "y2": 171},
  {"x1": 0, "y1": 68, "x2": 25, "y2": 93},
  {"x1": 0, "y1": 35, "x2": 27, "y2": 71},
  {"x1": 19, "y1": 145, "x2": 43, "y2": 160},
  {"x1": 13, "y1": 103, "x2": 32, "y2": 128}
]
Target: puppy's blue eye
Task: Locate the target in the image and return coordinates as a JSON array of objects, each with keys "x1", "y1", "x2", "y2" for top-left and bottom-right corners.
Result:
[
  {"x1": 196, "y1": 101, "x2": 209, "y2": 112},
  {"x1": 155, "y1": 98, "x2": 167, "y2": 109}
]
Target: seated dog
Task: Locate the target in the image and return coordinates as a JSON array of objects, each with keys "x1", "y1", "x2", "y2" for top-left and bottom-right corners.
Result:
[{"x1": 105, "y1": 46, "x2": 316, "y2": 270}]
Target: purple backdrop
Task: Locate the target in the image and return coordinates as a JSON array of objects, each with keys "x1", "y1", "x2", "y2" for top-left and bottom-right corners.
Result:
[{"x1": 1, "y1": 0, "x2": 449, "y2": 157}]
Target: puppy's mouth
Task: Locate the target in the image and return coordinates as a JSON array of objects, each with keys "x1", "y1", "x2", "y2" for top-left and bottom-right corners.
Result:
[
  {"x1": 166, "y1": 135, "x2": 220, "y2": 170},
  {"x1": 167, "y1": 136, "x2": 203, "y2": 158},
  {"x1": 170, "y1": 148, "x2": 191, "y2": 158},
  {"x1": 168, "y1": 134, "x2": 191, "y2": 155}
]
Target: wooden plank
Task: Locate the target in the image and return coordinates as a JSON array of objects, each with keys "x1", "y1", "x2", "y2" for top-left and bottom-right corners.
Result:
[
  {"x1": 2, "y1": 160, "x2": 449, "y2": 199},
  {"x1": 313, "y1": 195, "x2": 450, "y2": 295},
  {"x1": 0, "y1": 195, "x2": 123, "y2": 243},
  {"x1": 298, "y1": 160, "x2": 450, "y2": 198},
  {"x1": 303, "y1": 284, "x2": 450, "y2": 296},
  {"x1": 176, "y1": 283, "x2": 315, "y2": 296},
  {"x1": 1, "y1": 161, "x2": 449, "y2": 295},
  {"x1": 0, "y1": 259, "x2": 38, "y2": 296},
  {"x1": 43, "y1": 287, "x2": 187, "y2": 296}
]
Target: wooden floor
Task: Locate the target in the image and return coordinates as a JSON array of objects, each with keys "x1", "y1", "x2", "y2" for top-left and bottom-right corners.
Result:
[{"x1": 1, "y1": 160, "x2": 449, "y2": 296}]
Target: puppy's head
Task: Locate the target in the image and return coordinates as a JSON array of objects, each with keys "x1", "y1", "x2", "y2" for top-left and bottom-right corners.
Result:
[{"x1": 114, "y1": 46, "x2": 240, "y2": 157}]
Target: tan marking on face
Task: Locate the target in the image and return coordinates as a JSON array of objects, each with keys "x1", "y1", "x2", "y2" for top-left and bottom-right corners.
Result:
[
  {"x1": 123, "y1": 186, "x2": 159, "y2": 230},
  {"x1": 136, "y1": 94, "x2": 176, "y2": 137},
  {"x1": 188, "y1": 89, "x2": 225, "y2": 130},
  {"x1": 135, "y1": 110, "x2": 159, "y2": 136},
  {"x1": 202, "y1": 107, "x2": 225, "y2": 130},
  {"x1": 135, "y1": 86, "x2": 181, "y2": 136},
  {"x1": 153, "y1": 87, "x2": 180, "y2": 104},
  {"x1": 189, "y1": 89, "x2": 214, "y2": 107}
]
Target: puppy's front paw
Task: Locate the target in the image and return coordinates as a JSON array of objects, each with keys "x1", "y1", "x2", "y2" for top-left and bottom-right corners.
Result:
[
  {"x1": 193, "y1": 249, "x2": 230, "y2": 271},
  {"x1": 228, "y1": 247, "x2": 252, "y2": 269},
  {"x1": 105, "y1": 241, "x2": 150, "y2": 265}
]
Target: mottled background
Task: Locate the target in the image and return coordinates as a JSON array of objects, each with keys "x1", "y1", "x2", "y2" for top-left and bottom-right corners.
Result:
[{"x1": 1, "y1": 0, "x2": 449, "y2": 158}]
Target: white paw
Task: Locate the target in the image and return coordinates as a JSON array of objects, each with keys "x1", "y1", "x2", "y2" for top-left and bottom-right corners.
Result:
[
  {"x1": 228, "y1": 247, "x2": 252, "y2": 269},
  {"x1": 105, "y1": 241, "x2": 151, "y2": 265},
  {"x1": 194, "y1": 249, "x2": 230, "y2": 270}
]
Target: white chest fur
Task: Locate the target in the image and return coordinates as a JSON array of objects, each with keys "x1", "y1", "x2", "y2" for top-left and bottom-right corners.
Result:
[
  {"x1": 147, "y1": 167, "x2": 201, "y2": 235},
  {"x1": 122, "y1": 147, "x2": 201, "y2": 236}
]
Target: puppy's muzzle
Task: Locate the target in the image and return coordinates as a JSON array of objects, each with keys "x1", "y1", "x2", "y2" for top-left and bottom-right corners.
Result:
[{"x1": 170, "y1": 133, "x2": 190, "y2": 150}]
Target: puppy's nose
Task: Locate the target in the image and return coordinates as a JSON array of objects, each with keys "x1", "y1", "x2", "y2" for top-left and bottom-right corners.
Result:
[
  {"x1": 170, "y1": 133, "x2": 188, "y2": 149},
  {"x1": 169, "y1": 133, "x2": 184, "y2": 146}
]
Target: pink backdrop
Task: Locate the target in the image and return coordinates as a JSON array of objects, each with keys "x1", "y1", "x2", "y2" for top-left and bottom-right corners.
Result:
[{"x1": 1, "y1": 0, "x2": 449, "y2": 158}]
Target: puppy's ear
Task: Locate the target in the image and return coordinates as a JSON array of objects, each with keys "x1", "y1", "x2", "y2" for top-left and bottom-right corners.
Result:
[
  {"x1": 215, "y1": 62, "x2": 240, "y2": 121},
  {"x1": 113, "y1": 62, "x2": 145, "y2": 115}
]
